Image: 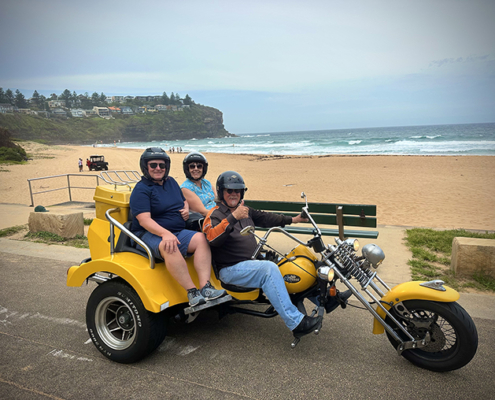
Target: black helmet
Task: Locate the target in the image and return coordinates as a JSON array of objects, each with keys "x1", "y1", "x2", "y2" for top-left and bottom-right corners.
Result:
[
  {"x1": 139, "y1": 147, "x2": 170, "y2": 180},
  {"x1": 183, "y1": 152, "x2": 208, "y2": 180},
  {"x1": 216, "y1": 171, "x2": 248, "y2": 203}
]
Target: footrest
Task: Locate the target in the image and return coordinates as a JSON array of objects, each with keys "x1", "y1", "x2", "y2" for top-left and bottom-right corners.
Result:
[{"x1": 184, "y1": 294, "x2": 233, "y2": 315}]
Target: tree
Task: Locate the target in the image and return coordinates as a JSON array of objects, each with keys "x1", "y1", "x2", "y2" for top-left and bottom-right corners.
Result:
[
  {"x1": 183, "y1": 94, "x2": 193, "y2": 105},
  {"x1": 169, "y1": 92, "x2": 176, "y2": 105},
  {"x1": 40, "y1": 95, "x2": 50, "y2": 111},
  {"x1": 15, "y1": 90, "x2": 28, "y2": 108},
  {"x1": 50, "y1": 93, "x2": 57, "y2": 100},
  {"x1": 0, "y1": 88, "x2": 6, "y2": 103},
  {"x1": 31, "y1": 90, "x2": 40, "y2": 107},
  {"x1": 99, "y1": 92, "x2": 107, "y2": 104},
  {"x1": 59, "y1": 89, "x2": 71, "y2": 105},
  {"x1": 5, "y1": 89, "x2": 14, "y2": 105},
  {"x1": 72, "y1": 91, "x2": 78, "y2": 106},
  {"x1": 161, "y1": 91, "x2": 170, "y2": 105},
  {"x1": 91, "y1": 92, "x2": 100, "y2": 106}
]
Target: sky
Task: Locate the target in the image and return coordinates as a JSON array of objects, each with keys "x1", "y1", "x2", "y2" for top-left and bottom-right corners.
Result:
[{"x1": 1, "y1": 0, "x2": 494, "y2": 134}]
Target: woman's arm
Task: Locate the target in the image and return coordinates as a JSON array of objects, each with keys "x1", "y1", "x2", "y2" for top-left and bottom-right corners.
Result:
[{"x1": 181, "y1": 188, "x2": 208, "y2": 216}]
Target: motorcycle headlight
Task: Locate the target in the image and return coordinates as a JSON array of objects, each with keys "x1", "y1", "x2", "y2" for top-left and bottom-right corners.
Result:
[
  {"x1": 362, "y1": 243, "x2": 385, "y2": 268},
  {"x1": 317, "y1": 266, "x2": 335, "y2": 282},
  {"x1": 344, "y1": 238, "x2": 360, "y2": 252}
]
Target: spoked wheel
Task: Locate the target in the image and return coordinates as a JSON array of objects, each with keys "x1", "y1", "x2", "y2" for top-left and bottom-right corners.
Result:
[
  {"x1": 386, "y1": 300, "x2": 478, "y2": 372},
  {"x1": 86, "y1": 280, "x2": 167, "y2": 363}
]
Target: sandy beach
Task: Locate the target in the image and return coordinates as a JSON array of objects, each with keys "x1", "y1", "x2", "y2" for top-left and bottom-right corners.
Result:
[{"x1": 1, "y1": 142, "x2": 494, "y2": 231}]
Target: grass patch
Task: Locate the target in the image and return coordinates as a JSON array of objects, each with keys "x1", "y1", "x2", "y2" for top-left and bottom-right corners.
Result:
[
  {"x1": 405, "y1": 228, "x2": 495, "y2": 292},
  {"x1": 0, "y1": 225, "x2": 27, "y2": 237},
  {"x1": 24, "y1": 231, "x2": 89, "y2": 248},
  {"x1": 84, "y1": 218, "x2": 93, "y2": 225}
]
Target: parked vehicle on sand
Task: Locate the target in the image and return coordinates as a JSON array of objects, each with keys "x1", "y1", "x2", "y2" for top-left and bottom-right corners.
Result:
[{"x1": 88, "y1": 155, "x2": 108, "y2": 171}]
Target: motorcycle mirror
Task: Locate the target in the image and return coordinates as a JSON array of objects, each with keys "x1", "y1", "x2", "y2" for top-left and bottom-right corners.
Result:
[
  {"x1": 301, "y1": 192, "x2": 308, "y2": 208},
  {"x1": 240, "y1": 226, "x2": 255, "y2": 236}
]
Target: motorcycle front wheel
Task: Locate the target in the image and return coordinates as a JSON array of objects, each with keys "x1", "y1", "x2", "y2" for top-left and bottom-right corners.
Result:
[{"x1": 386, "y1": 300, "x2": 478, "y2": 372}]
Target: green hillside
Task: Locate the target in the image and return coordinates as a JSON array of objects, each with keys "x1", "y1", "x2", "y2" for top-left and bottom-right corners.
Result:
[{"x1": 0, "y1": 105, "x2": 232, "y2": 144}]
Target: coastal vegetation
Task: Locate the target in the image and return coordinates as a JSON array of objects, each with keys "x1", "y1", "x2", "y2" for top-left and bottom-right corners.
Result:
[
  {"x1": 0, "y1": 127, "x2": 27, "y2": 163},
  {"x1": 405, "y1": 228, "x2": 495, "y2": 292},
  {"x1": 0, "y1": 104, "x2": 230, "y2": 144},
  {"x1": 0, "y1": 87, "x2": 231, "y2": 144}
]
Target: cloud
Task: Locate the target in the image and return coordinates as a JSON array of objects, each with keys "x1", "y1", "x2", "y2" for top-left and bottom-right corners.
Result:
[{"x1": 429, "y1": 55, "x2": 492, "y2": 68}]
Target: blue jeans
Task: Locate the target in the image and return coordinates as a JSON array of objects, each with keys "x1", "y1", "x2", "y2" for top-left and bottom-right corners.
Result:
[{"x1": 219, "y1": 260, "x2": 304, "y2": 330}]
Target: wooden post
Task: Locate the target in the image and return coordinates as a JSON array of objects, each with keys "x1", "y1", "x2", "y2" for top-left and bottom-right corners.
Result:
[{"x1": 337, "y1": 206, "x2": 344, "y2": 240}]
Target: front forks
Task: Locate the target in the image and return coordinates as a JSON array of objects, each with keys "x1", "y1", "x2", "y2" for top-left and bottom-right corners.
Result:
[{"x1": 330, "y1": 265, "x2": 429, "y2": 354}]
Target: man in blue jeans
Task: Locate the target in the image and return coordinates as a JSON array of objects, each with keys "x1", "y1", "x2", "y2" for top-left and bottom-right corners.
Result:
[{"x1": 203, "y1": 171, "x2": 322, "y2": 337}]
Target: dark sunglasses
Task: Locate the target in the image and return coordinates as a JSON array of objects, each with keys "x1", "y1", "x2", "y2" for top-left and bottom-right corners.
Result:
[
  {"x1": 189, "y1": 163, "x2": 203, "y2": 170},
  {"x1": 225, "y1": 189, "x2": 244, "y2": 194},
  {"x1": 148, "y1": 162, "x2": 166, "y2": 170}
]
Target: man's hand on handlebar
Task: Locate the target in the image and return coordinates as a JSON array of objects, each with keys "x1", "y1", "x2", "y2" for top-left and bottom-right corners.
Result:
[{"x1": 292, "y1": 213, "x2": 309, "y2": 224}]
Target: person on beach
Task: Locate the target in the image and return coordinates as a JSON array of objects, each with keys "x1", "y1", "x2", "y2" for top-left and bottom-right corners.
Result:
[
  {"x1": 86, "y1": 158, "x2": 91, "y2": 170},
  {"x1": 129, "y1": 147, "x2": 226, "y2": 307},
  {"x1": 78, "y1": 158, "x2": 83, "y2": 172},
  {"x1": 203, "y1": 171, "x2": 322, "y2": 337},
  {"x1": 180, "y1": 152, "x2": 216, "y2": 217}
]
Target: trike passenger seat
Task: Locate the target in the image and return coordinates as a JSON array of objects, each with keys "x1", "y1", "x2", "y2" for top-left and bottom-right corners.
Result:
[{"x1": 114, "y1": 221, "x2": 164, "y2": 263}]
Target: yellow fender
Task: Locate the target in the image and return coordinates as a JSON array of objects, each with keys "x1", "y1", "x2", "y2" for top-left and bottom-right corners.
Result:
[
  {"x1": 67, "y1": 253, "x2": 225, "y2": 313},
  {"x1": 372, "y1": 281, "x2": 460, "y2": 334}
]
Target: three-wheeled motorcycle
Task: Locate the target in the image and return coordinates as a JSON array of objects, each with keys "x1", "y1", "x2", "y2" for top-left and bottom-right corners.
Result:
[{"x1": 67, "y1": 172, "x2": 478, "y2": 371}]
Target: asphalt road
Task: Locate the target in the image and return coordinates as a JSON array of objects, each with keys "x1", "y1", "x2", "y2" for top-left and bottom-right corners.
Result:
[{"x1": 1, "y1": 251, "x2": 495, "y2": 400}]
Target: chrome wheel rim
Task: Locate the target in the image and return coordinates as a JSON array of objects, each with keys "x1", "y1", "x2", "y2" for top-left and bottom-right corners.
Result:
[{"x1": 95, "y1": 296, "x2": 136, "y2": 350}]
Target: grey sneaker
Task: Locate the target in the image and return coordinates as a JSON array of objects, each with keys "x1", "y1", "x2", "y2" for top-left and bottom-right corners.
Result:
[
  {"x1": 187, "y1": 288, "x2": 206, "y2": 307},
  {"x1": 200, "y1": 281, "x2": 227, "y2": 301}
]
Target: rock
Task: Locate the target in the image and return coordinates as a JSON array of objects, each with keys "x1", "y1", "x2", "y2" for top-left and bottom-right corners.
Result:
[
  {"x1": 28, "y1": 211, "x2": 84, "y2": 239},
  {"x1": 451, "y1": 237, "x2": 495, "y2": 278}
]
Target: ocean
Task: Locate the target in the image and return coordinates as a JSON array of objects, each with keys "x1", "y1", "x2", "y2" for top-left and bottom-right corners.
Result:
[{"x1": 104, "y1": 123, "x2": 495, "y2": 156}]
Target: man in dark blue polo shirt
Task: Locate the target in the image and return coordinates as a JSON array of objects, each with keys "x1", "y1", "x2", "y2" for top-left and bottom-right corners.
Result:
[{"x1": 130, "y1": 147, "x2": 225, "y2": 307}]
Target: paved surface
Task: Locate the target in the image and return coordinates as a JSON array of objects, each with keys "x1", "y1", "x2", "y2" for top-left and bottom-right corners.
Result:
[{"x1": 1, "y1": 203, "x2": 495, "y2": 399}]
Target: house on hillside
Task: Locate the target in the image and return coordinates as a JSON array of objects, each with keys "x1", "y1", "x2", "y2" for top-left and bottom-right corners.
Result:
[
  {"x1": 83, "y1": 109, "x2": 97, "y2": 116},
  {"x1": 0, "y1": 103, "x2": 15, "y2": 113},
  {"x1": 121, "y1": 106, "x2": 134, "y2": 115},
  {"x1": 48, "y1": 100, "x2": 66, "y2": 108},
  {"x1": 93, "y1": 106, "x2": 110, "y2": 117},
  {"x1": 71, "y1": 109, "x2": 85, "y2": 117},
  {"x1": 108, "y1": 106, "x2": 121, "y2": 114},
  {"x1": 52, "y1": 108, "x2": 67, "y2": 117}
]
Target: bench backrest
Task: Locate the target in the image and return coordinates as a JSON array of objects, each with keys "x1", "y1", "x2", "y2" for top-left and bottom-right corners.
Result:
[{"x1": 243, "y1": 200, "x2": 378, "y2": 239}]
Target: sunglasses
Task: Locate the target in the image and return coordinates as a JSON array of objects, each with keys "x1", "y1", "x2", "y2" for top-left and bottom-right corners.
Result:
[
  {"x1": 225, "y1": 189, "x2": 244, "y2": 194},
  {"x1": 148, "y1": 162, "x2": 166, "y2": 170},
  {"x1": 189, "y1": 163, "x2": 203, "y2": 170}
]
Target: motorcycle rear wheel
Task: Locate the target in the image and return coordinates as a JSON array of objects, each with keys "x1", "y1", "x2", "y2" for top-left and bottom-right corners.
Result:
[
  {"x1": 386, "y1": 300, "x2": 478, "y2": 372},
  {"x1": 86, "y1": 280, "x2": 167, "y2": 363}
]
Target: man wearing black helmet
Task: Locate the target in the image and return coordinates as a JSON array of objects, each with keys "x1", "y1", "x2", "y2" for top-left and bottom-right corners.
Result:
[
  {"x1": 203, "y1": 171, "x2": 322, "y2": 337},
  {"x1": 180, "y1": 152, "x2": 216, "y2": 217},
  {"x1": 130, "y1": 147, "x2": 226, "y2": 307}
]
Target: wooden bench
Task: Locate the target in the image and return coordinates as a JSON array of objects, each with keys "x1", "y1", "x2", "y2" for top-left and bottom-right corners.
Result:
[{"x1": 243, "y1": 200, "x2": 379, "y2": 239}]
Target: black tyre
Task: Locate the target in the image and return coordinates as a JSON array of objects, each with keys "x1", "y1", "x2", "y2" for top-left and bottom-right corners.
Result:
[
  {"x1": 386, "y1": 300, "x2": 478, "y2": 372},
  {"x1": 104, "y1": 165, "x2": 108, "y2": 170},
  {"x1": 86, "y1": 280, "x2": 167, "y2": 363}
]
